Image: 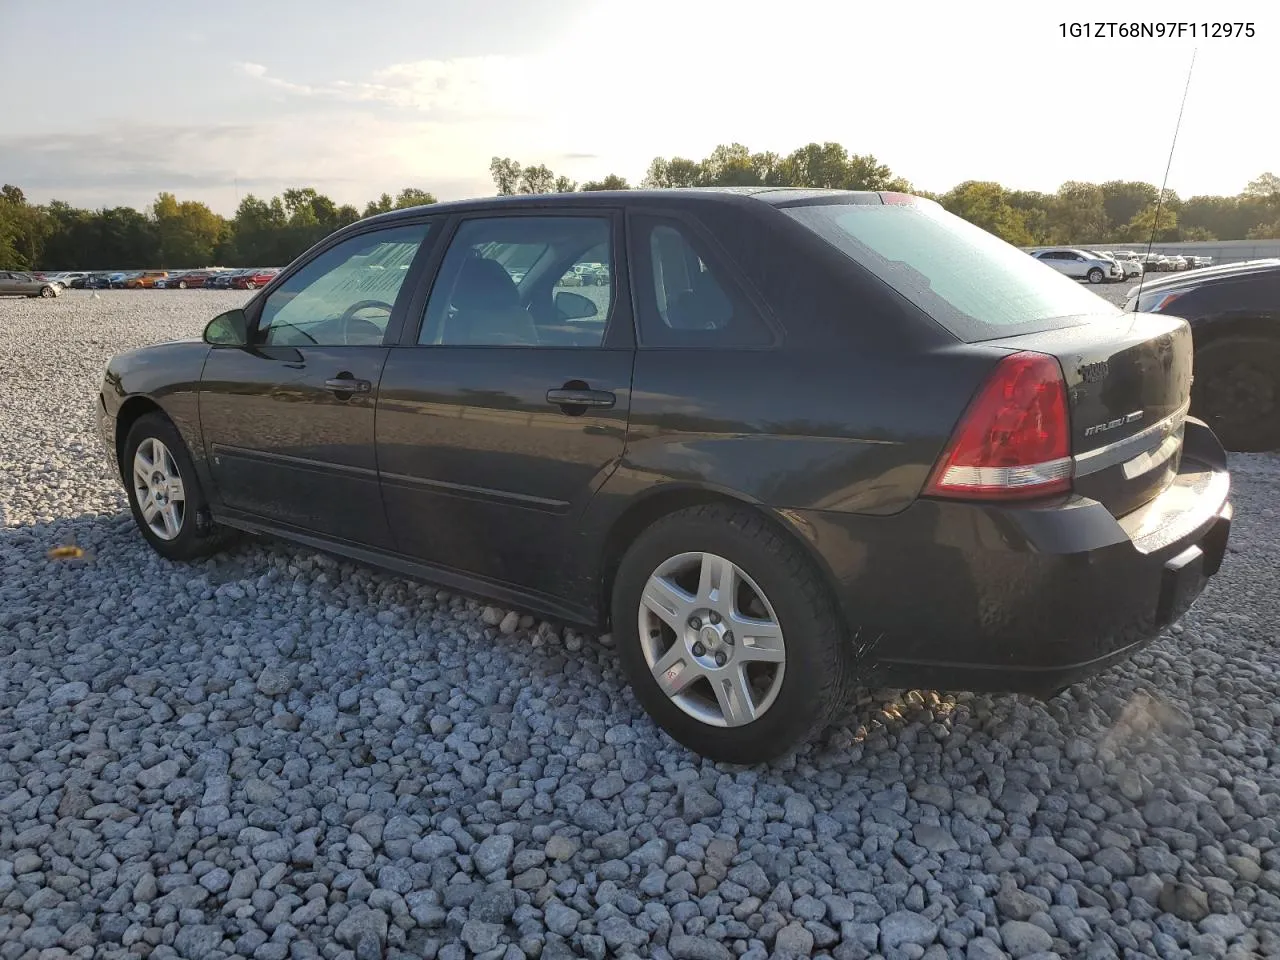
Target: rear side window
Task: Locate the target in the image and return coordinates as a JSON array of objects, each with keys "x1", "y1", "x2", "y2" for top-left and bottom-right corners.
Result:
[
  {"x1": 783, "y1": 199, "x2": 1121, "y2": 342},
  {"x1": 631, "y1": 215, "x2": 774, "y2": 347}
]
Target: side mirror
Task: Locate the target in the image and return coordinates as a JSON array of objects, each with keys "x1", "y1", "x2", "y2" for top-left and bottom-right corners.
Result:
[
  {"x1": 204, "y1": 308, "x2": 248, "y2": 346},
  {"x1": 555, "y1": 290, "x2": 598, "y2": 320}
]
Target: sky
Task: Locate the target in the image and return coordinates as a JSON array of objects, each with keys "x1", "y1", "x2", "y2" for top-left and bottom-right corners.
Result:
[{"x1": 2, "y1": 0, "x2": 1276, "y2": 215}]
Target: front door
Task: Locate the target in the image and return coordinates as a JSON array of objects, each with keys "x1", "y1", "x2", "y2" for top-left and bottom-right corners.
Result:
[
  {"x1": 199, "y1": 220, "x2": 435, "y2": 548},
  {"x1": 376, "y1": 212, "x2": 633, "y2": 606}
]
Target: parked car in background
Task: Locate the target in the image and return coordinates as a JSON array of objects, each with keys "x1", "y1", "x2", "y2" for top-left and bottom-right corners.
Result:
[
  {"x1": 230, "y1": 269, "x2": 279, "y2": 290},
  {"x1": 209, "y1": 270, "x2": 254, "y2": 289},
  {"x1": 124, "y1": 270, "x2": 169, "y2": 289},
  {"x1": 1125, "y1": 258, "x2": 1280, "y2": 452},
  {"x1": 172, "y1": 271, "x2": 215, "y2": 289},
  {"x1": 83, "y1": 274, "x2": 114, "y2": 289},
  {"x1": 1031, "y1": 248, "x2": 1123, "y2": 283},
  {"x1": 1139, "y1": 253, "x2": 1171, "y2": 272},
  {"x1": 1164, "y1": 255, "x2": 1189, "y2": 271},
  {"x1": 1189, "y1": 255, "x2": 1214, "y2": 269},
  {"x1": 0, "y1": 271, "x2": 61, "y2": 298},
  {"x1": 97, "y1": 188, "x2": 1232, "y2": 762},
  {"x1": 1094, "y1": 251, "x2": 1144, "y2": 278}
]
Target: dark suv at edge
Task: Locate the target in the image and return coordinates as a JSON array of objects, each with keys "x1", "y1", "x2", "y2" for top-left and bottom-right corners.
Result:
[
  {"x1": 98, "y1": 188, "x2": 1232, "y2": 762},
  {"x1": 1125, "y1": 258, "x2": 1280, "y2": 452}
]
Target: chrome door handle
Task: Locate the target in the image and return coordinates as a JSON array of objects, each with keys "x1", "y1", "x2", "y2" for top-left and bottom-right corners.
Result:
[
  {"x1": 325, "y1": 377, "x2": 371, "y2": 393},
  {"x1": 546, "y1": 388, "x2": 615, "y2": 408}
]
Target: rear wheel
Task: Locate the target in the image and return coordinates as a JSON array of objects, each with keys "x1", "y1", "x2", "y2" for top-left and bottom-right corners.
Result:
[
  {"x1": 178, "y1": 280, "x2": 187, "y2": 289},
  {"x1": 243, "y1": 281, "x2": 256, "y2": 290},
  {"x1": 612, "y1": 504, "x2": 854, "y2": 763},
  {"x1": 1192, "y1": 335, "x2": 1280, "y2": 452},
  {"x1": 123, "y1": 413, "x2": 233, "y2": 561},
  {"x1": 1087, "y1": 267, "x2": 1105, "y2": 284}
]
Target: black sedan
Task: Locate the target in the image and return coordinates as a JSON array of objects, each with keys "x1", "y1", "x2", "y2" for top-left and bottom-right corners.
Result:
[
  {"x1": 1125, "y1": 258, "x2": 1280, "y2": 452},
  {"x1": 98, "y1": 189, "x2": 1232, "y2": 762}
]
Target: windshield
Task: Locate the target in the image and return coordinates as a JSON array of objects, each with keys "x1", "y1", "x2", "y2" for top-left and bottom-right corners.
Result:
[{"x1": 782, "y1": 198, "x2": 1120, "y2": 342}]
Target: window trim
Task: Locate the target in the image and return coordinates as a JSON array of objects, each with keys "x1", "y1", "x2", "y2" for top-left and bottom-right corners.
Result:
[
  {"x1": 397, "y1": 208, "x2": 634, "y2": 351},
  {"x1": 242, "y1": 215, "x2": 442, "y2": 348},
  {"x1": 625, "y1": 207, "x2": 782, "y2": 351}
]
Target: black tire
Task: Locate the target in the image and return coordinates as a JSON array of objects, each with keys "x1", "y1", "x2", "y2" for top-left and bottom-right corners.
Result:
[
  {"x1": 123, "y1": 412, "x2": 233, "y2": 561},
  {"x1": 1087, "y1": 267, "x2": 1105, "y2": 284},
  {"x1": 611, "y1": 503, "x2": 855, "y2": 763},
  {"x1": 1192, "y1": 335, "x2": 1280, "y2": 452}
]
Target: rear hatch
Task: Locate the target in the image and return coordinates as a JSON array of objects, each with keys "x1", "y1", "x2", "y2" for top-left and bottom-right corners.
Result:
[{"x1": 985, "y1": 312, "x2": 1193, "y2": 517}]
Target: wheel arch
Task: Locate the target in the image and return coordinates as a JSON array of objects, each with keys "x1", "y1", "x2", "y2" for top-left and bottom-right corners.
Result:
[
  {"x1": 114, "y1": 395, "x2": 167, "y2": 479},
  {"x1": 595, "y1": 484, "x2": 848, "y2": 635}
]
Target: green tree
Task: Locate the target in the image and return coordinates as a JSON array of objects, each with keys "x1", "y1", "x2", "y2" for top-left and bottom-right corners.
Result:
[
  {"x1": 1051, "y1": 181, "x2": 1109, "y2": 242},
  {"x1": 489, "y1": 157, "x2": 522, "y2": 195},
  {"x1": 701, "y1": 143, "x2": 761, "y2": 186},
  {"x1": 0, "y1": 185, "x2": 51, "y2": 269},
  {"x1": 581, "y1": 174, "x2": 631, "y2": 191},
  {"x1": 153, "y1": 192, "x2": 226, "y2": 267},
  {"x1": 1120, "y1": 203, "x2": 1179, "y2": 243},
  {"x1": 642, "y1": 156, "x2": 703, "y2": 188},
  {"x1": 363, "y1": 193, "x2": 395, "y2": 217},
  {"x1": 394, "y1": 188, "x2": 437, "y2": 208},
  {"x1": 1243, "y1": 172, "x2": 1280, "y2": 201},
  {"x1": 517, "y1": 164, "x2": 557, "y2": 194},
  {"x1": 1100, "y1": 181, "x2": 1158, "y2": 234},
  {"x1": 939, "y1": 181, "x2": 1034, "y2": 245}
]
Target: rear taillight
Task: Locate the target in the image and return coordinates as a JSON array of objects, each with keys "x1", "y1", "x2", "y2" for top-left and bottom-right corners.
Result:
[{"x1": 925, "y1": 351, "x2": 1072, "y2": 501}]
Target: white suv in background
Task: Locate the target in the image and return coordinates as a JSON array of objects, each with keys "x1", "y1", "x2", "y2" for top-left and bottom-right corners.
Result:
[
  {"x1": 1030, "y1": 248, "x2": 1124, "y2": 284},
  {"x1": 1094, "y1": 250, "x2": 1144, "y2": 279}
]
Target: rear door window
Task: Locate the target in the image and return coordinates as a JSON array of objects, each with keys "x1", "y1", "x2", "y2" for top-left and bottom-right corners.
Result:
[
  {"x1": 783, "y1": 198, "x2": 1120, "y2": 342},
  {"x1": 630, "y1": 215, "x2": 774, "y2": 347}
]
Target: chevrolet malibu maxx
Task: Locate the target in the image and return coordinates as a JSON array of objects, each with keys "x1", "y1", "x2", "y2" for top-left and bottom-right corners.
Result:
[{"x1": 97, "y1": 188, "x2": 1232, "y2": 763}]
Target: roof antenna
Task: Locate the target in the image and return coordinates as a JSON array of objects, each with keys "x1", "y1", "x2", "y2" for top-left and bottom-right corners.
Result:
[{"x1": 1132, "y1": 47, "x2": 1197, "y2": 309}]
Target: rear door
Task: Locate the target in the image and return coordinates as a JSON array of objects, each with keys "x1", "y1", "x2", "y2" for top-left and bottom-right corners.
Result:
[
  {"x1": 376, "y1": 211, "x2": 633, "y2": 603},
  {"x1": 199, "y1": 219, "x2": 437, "y2": 547}
]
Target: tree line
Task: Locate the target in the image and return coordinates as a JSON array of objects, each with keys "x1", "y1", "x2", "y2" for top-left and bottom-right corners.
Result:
[{"x1": 3, "y1": 142, "x2": 1278, "y2": 272}]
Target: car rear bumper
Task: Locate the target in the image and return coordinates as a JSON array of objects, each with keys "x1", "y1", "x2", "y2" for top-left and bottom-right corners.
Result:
[{"x1": 791, "y1": 418, "x2": 1232, "y2": 695}]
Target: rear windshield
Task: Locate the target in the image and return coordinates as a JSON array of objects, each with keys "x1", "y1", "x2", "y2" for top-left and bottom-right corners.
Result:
[{"x1": 782, "y1": 198, "x2": 1121, "y2": 342}]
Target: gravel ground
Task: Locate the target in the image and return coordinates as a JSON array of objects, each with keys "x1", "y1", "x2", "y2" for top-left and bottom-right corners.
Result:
[{"x1": 2, "y1": 289, "x2": 1280, "y2": 960}]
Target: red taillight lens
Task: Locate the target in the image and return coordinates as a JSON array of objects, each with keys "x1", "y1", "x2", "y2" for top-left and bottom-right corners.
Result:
[{"x1": 925, "y1": 351, "x2": 1072, "y2": 501}]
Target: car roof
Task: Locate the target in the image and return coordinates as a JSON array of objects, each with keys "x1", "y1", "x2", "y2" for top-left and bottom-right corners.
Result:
[
  {"x1": 358, "y1": 187, "x2": 889, "y2": 227},
  {"x1": 1130, "y1": 258, "x2": 1280, "y2": 293}
]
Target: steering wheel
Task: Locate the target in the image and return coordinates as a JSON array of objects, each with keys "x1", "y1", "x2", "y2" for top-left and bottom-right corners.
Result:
[
  {"x1": 340, "y1": 299, "x2": 393, "y2": 322},
  {"x1": 338, "y1": 300, "x2": 394, "y2": 345}
]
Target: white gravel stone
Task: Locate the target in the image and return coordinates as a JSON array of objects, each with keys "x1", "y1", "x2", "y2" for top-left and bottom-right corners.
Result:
[{"x1": 2, "y1": 290, "x2": 1280, "y2": 959}]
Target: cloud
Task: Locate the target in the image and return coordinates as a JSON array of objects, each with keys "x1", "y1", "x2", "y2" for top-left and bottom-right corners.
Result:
[
  {"x1": 234, "y1": 61, "x2": 315, "y2": 96},
  {"x1": 0, "y1": 116, "x2": 501, "y2": 214},
  {"x1": 235, "y1": 57, "x2": 523, "y2": 116}
]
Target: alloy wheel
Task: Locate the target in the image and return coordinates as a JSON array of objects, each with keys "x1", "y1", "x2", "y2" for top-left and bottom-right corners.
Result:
[
  {"x1": 638, "y1": 551, "x2": 786, "y2": 728},
  {"x1": 132, "y1": 437, "x2": 186, "y2": 540}
]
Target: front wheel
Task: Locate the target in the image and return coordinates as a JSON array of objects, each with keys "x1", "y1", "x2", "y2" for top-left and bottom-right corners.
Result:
[
  {"x1": 40, "y1": 285, "x2": 57, "y2": 298},
  {"x1": 123, "y1": 413, "x2": 233, "y2": 560},
  {"x1": 178, "y1": 280, "x2": 187, "y2": 289},
  {"x1": 1087, "y1": 267, "x2": 1105, "y2": 284},
  {"x1": 612, "y1": 504, "x2": 854, "y2": 763},
  {"x1": 1192, "y1": 335, "x2": 1280, "y2": 452},
  {"x1": 243, "y1": 281, "x2": 256, "y2": 290}
]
